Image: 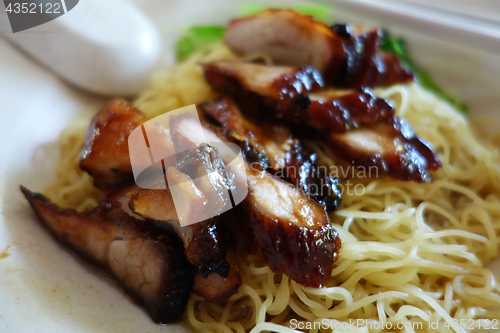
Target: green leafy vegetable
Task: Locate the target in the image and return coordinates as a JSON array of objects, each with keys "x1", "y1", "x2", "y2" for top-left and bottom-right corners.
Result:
[
  {"x1": 380, "y1": 31, "x2": 468, "y2": 113},
  {"x1": 175, "y1": 26, "x2": 226, "y2": 61},
  {"x1": 238, "y1": 3, "x2": 333, "y2": 22}
]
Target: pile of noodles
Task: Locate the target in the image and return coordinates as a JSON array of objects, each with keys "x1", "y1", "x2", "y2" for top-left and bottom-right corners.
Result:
[{"x1": 44, "y1": 43, "x2": 500, "y2": 333}]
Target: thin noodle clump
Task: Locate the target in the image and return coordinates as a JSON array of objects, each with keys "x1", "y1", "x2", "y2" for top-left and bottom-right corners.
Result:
[{"x1": 44, "y1": 42, "x2": 500, "y2": 333}]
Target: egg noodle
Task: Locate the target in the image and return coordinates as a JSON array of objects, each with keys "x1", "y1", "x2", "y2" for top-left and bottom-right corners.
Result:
[{"x1": 44, "y1": 43, "x2": 500, "y2": 333}]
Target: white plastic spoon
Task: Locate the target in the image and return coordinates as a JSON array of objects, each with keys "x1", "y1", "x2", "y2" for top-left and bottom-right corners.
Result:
[{"x1": 0, "y1": 0, "x2": 162, "y2": 96}]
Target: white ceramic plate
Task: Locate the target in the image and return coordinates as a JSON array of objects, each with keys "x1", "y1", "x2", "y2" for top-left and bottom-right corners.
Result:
[{"x1": 1, "y1": 1, "x2": 500, "y2": 332}]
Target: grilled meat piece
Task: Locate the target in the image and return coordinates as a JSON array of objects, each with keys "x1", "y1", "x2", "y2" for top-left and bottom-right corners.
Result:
[
  {"x1": 129, "y1": 189, "x2": 230, "y2": 278},
  {"x1": 224, "y1": 9, "x2": 413, "y2": 87},
  {"x1": 242, "y1": 172, "x2": 340, "y2": 288},
  {"x1": 193, "y1": 248, "x2": 241, "y2": 303},
  {"x1": 20, "y1": 186, "x2": 193, "y2": 324},
  {"x1": 203, "y1": 60, "x2": 323, "y2": 113},
  {"x1": 80, "y1": 99, "x2": 147, "y2": 191},
  {"x1": 128, "y1": 188, "x2": 178, "y2": 221},
  {"x1": 225, "y1": 10, "x2": 344, "y2": 84},
  {"x1": 184, "y1": 217, "x2": 230, "y2": 278},
  {"x1": 80, "y1": 99, "x2": 176, "y2": 191},
  {"x1": 306, "y1": 88, "x2": 395, "y2": 132},
  {"x1": 126, "y1": 187, "x2": 230, "y2": 278},
  {"x1": 329, "y1": 119, "x2": 441, "y2": 182}
]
